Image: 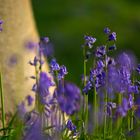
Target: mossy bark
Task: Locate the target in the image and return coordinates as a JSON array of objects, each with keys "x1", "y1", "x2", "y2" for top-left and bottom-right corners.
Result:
[{"x1": 0, "y1": 0, "x2": 39, "y2": 112}]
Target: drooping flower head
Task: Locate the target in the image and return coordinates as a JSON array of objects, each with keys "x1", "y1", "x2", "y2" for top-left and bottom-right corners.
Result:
[
  {"x1": 50, "y1": 59, "x2": 60, "y2": 72},
  {"x1": 17, "y1": 101, "x2": 27, "y2": 119},
  {"x1": 38, "y1": 72, "x2": 55, "y2": 99},
  {"x1": 31, "y1": 72, "x2": 55, "y2": 105},
  {"x1": 83, "y1": 80, "x2": 93, "y2": 94},
  {"x1": 26, "y1": 95, "x2": 34, "y2": 106},
  {"x1": 0, "y1": 20, "x2": 3, "y2": 32},
  {"x1": 29, "y1": 56, "x2": 39, "y2": 66},
  {"x1": 108, "y1": 44, "x2": 116, "y2": 51},
  {"x1": 108, "y1": 32, "x2": 116, "y2": 41},
  {"x1": 39, "y1": 37, "x2": 54, "y2": 58},
  {"x1": 58, "y1": 65, "x2": 68, "y2": 80},
  {"x1": 95, "y1": 45, "x2": 106, "y2": 58},
  {"x1": 136, "y1": 64, "x2": 140, "y2": 74},
  {"x1": 66, "y1": 120, "x2": 76, "y2": 133},
  {"x1": 56, "y1": 82, "x2": 81, "y2": 115},
  {"x1": 117, "y1": 95, "x2": 134, "y2": 117},
  {"x1": 104, "y1": 27, "x2": 111, "y2": 34},
  {"x1": 84, "y1": 35, "x2": 96, "y2": 48}
]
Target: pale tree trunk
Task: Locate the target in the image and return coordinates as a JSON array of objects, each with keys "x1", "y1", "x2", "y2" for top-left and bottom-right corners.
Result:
[{"x1": 0, "y1": 0, "x2": 40, "y2": 112}]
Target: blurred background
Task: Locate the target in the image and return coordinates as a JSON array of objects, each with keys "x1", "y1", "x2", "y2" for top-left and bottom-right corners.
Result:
[{"x1": 32, "y1": 0, "x2": 140, "y2": 86}]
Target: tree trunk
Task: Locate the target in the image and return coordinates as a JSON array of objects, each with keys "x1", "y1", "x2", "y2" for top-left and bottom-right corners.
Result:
[{"x1": 0, "y1": 0, "x2": 39, "y2": 112}]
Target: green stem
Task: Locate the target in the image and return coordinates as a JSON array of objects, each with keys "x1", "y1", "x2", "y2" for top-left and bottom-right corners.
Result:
[
  {"x1": 0, "y1": 72, "x2": 6, "y2": 135},
  {"x1": 83, "y1": 46, "x2": 88, "y2": 133},
  {"x1": 128, "y1": 113, "x2": 131, "y2": 131},
  {"x1": 117, "y1": 93, "x2": 122, "y2": 133},
  {"x1": 93, "y1": 82, "x2": 98, "y2": 135},
  {"x1": 130, "y1": 93, "x2": 134, "y2": 130},
  {"x1": 104, "y1": 91, "x2": 107, "y2": 139},
  {"x1": 35, "y1": 65, "x2": 39, "y2": 111},
  {"x1": 104, "y1": 53, "x2": 108, "y2": 139}
]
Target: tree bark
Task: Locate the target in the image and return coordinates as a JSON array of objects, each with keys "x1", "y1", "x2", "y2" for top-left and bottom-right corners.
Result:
[{"x1": 0, "y1": 0, "x2": 39, "y2": 112}]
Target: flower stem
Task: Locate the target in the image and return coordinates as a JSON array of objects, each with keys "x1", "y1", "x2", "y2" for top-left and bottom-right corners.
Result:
[
  {"x1": 83, "y1": 46, "x2": 88, "y2": 133},
  {"x1": 130, "y1": 93, "x2": 134, "y2": 131},
  {"x1": 104, "y1": 53, "x2": 108, "y2": 139},
  {"x1": 93, "y1": 86, "x2": 98, "y2": 134},
  {"x1": 0, "y1": 72, "x2": 6, "y2": 135},
  {"x1": 104, "y1": 91, "x2": 107, "y2": 139},
  {"x1": 117, "y1": 93, "x2": 122, "y2": 133}
]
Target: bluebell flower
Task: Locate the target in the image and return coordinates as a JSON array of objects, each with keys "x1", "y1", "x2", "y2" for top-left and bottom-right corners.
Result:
[
  {"x1": 17, "y1": 101, "x2": 27, "y2": 119},
  {"x1": 107, "y1": 66, "x2": 120, "y2": 95},
  {"x1": 117, "y1": 52, "x2": 136, "y2": 71},
  {"x1": 39, "y1": 37, "x2": 54, "y2": 58},
  {"x1": 32, "y1": 83, "x2": 37, "y2": 92},
  {"x1": 128, "y1": 85, "x2": 139, "y2": 94},
  {"x1": 66, "y1": 120, "x2": 76, "y2": 133},
  {"x1": 95, "y1": 71, "x2": 106, "y2": 89},
  {"x1": 83, "y1": 80, "x2": 93, "y2": 94},
  {"x1": 106, "y1": 57, "x2": 116, "y2": 66},
  {"x1": 84, "y1": 35, "x2": 96, "y2": 48},
  {"x1": 89, "y1": 65, "x2": 106, "y2": 90},
  {"x1": 95, "y1": 46, "x2": 106, "y2": 58},
  {"x1": 38, "y1": 72, "x2": 55, "y2": 100},
  {"x1": 58, "y1": 65, "x2": 68, "y2": 80},
  {"x1": 26, "y1": 95, "x2": 34, "y2": 106},
  {"x1": 89, "y1": 69, "x2": 98, "y2": 81},
  {"x1": 108, "y1": 32, "x2": 116, "y2": 41},
  {"x1": 108, "y1": 44, "x2": 116, "y2": 51},
  {"x1": 0, "y1": 20, "x2": 3, "y2": 32},
  {"x1": 97, "y1": 60, "x2": 105, "y2": 70},
  {"x1": 29, "y1": 56, "x2": 39, "y2": 66},
  {"x1": 128, "y1": 94, "x2": 133, "y2": 108},
  {"x1": 50, "y1": 59, "x2": 60, "y2": 71},
  {"x1": 107, "y1": 102, "x2": 116, "y2": 116},
  {"x1": 118, "y1": 67, "x2": 131, "y2": 93},
  {"x1": 135, "y1": 97, "x2": 140, "y2": 118},
  {"x1": 56, "y1": 82, "x2": 81, "y2": 115},
  {"x1": 136, "y1": 64, "x2": 140, "y2": 74},
  {"x1": 117, "y1": 98, "x2": 129, "y2": 117},
  {"x1": 24, "y1": 116, "x2": 47, "y2": 140},
  {"x1": 104, "y1": 27, "x2": 111, "y2": 34}
]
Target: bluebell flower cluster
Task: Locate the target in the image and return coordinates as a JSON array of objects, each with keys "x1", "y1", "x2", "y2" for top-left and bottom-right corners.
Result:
[
  {"x1": 56, "y1": 82, "x2": 81, "y2": 115},
  {"x1": 82, "y1": 27, "x2": 140, "y2": 121},
  {"x1": 50, "y1": 59, "x2": 68, "y2": 80},
  {"x1": 104, "y1": 27, "x2": 117, "y2": 41},
  {"x1": 11, "y1": 27, "x2": 140, "y2": 139},
  {"x1": 38, "y1": 72, "x2": 55, "y2": 104}
]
